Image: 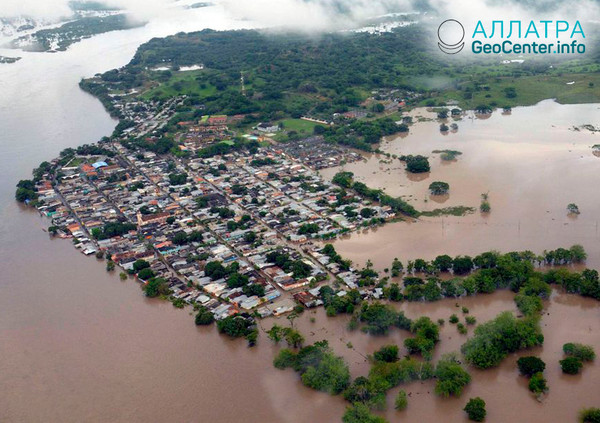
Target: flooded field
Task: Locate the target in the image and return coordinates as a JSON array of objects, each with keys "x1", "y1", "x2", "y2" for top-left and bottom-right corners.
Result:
[
  {"x1": 323, "y1": 100, "x2": 600, "y2": 271},
  {"x1": 289, "y1": 289, "x2": 600, "y2": 423}
]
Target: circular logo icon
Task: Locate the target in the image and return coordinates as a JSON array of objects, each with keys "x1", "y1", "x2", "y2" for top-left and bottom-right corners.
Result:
[{"x1": 438, "y1": 19, "x2": 465, "y2": 54}]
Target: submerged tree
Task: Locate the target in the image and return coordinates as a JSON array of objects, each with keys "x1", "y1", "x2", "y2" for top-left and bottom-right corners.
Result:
[
  {"x1": 429, "y1": 181, "x2": 450, "y2": 195},
  {"x1": 567, "y1": 203, "x2": 581, "y2": 215},
  {"x1": 464, "y1": 397, "x2": 486, "y2": 422}
]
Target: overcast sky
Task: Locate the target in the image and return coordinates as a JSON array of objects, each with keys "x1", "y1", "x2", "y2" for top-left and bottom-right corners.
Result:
[{"x1": 1, "y1": 0, "x2": 597, "y2": 32}]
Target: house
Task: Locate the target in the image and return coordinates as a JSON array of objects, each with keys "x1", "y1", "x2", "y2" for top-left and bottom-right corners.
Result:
[
  {"x1": 256, "y1": 122, "x2": 279, "y2": 133},
  {"x1": 137, "y1": 211, "x2": 170, "y2": 227}
]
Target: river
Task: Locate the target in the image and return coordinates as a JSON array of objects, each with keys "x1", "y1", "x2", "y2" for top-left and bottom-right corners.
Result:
[{"x1": 0, "y1": 6, "x2": 599, "y2": 422}]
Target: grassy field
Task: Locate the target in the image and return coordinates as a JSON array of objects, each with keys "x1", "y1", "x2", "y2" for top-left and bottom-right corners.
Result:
[
  {"x1": 140, "y1": 70, "x2": 217, "y2": 101},
  {"x1": 420, "y1": 73, "x2": 600, "y2": 109},
  {"x1": 278, "y1": 118, "x2": 319, "y2": 133},
  {"x1": 271, "y1": 118, "x2": 321, "y2": 142}
]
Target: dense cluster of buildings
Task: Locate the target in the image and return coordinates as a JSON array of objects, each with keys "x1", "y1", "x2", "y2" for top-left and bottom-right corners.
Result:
[{"x1": 30, "y1": 109, "x2": 399, "y2": 322}]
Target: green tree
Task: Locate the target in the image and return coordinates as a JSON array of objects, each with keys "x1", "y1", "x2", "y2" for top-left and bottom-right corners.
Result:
[
  {"x1": 560, "y1": 356, "x2": 583, "y2": 374},
  {"x1": 434, "y1": 353, "x2": 471, "y2": 397},
  {"x1": 428, "y1": 181, "x2": 450, "y2": 195},
  {"x1": 528, "y1": 372, "x2": 548, "y2": 394},
  {"x1": 283, "y1": 327, "x2": 305, "y2": 348},
  {"x1": 452, "y1": 256, "x2": 473, "y2": 275},
  {"x1": 461, "y1": 312, "x2": 543, "y2": 369},
  {"x1": 373, "y1": 345, "x2": 399, "y2": 363},
  {"x1": 579, "y1": 408, "x2": 600, "y2": 423},
  {"x1": 137, "y1": 267, "x2": 155, "y2": 280},
  {"x1": 195, "y1": 307, "x2": 214, "y2": 325},
  {"x1": 570, "y1": 244, "x2": 587, "y2": 262},
  {"x1": 143, "y1": 277, "x2": 169, "y2": 297},
  {"x1": 343, "y1": 403, "x2": 388, "y2": 423},
  {"x1": 395, "y1": 390, "x2": 408, "y2": 410},
  {"x1": 563, "y1": 343, "x2": 596, "y2": 362},
  {"x1": 400, "y1": 155, "x2": 430, "y2": 173},
  {"x1": 517, "y1": 356, "x2": 546, "y2": 377},
  {"x1": 217, "y1": 315, "x2": 253, "y2": 338},
  {"x1": 433, "y1": 255, "x2": 453, "y2": 272},
  {"x1": 567, "y1": 203, "x2": 580, "y2": 214},
  {"x1": 464, "y1": 397, "x2": 486, "y2": 422},
  {"x1": 133, "y1": 259, "x2": 150, "y2": 272},
  {"x1": 359, "y1": 302, "x2": 401, "y2": 335}
]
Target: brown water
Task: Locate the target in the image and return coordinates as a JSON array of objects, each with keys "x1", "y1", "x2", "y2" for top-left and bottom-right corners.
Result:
[
  {"x1": 1, "y1": 14, "x2": 599, "y2": 423},
  {"x1": 291, "y1": 289, "x2": 600, "y2": 423},
  {"x1": 323, "y1": 101, "x2": 600, "y2": 272}
]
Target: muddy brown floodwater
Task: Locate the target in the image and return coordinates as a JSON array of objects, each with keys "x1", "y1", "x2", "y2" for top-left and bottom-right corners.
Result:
[
  {"x1": 289, "y1": 289, "x2": 600, "y2": 423},
  {"x1": 322, "y1": 100, "x2": 600, "y2": 273},
  {"x1": 1, "y1": 37, "x2": 599, "y2": 423}
]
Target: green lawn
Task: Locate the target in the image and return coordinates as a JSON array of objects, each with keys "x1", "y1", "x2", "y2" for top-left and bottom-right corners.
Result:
[
  {"x1": 140, "y1": 70, "x2": 217, "y2": 101},
  {"x1": 278, "y1": 118, "x2": 319, "y2": 134}
]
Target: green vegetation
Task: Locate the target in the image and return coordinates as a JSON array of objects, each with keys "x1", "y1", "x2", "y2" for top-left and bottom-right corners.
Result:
[
  {"x1": 15, "y1": 180, "x2": 38, "y2": 203},
  {"x1": 342, "y1": 403, "x2": 388, "y2": 423},
  {"x1": 84, "y1": 27, "x2": 440, "y2": 121},
  {"x1": 321, "y1": 117, "x2": 408, "y2": 151},
  {"x1": 319, "y1": 286, "x2": 362, "y2": 317},
  {"x1": 517, "y1": 356, "x2": 546, "y2": 377},
  {"x1": 434, "y1": 353, "x2": 471, "y2": 397},
  {"x1": 138, "y1": 268, "x2": 155, "y2": 281},
  {"x1": 13, "y1": 14, "x2": 144, "y2": 52},
  {"x1": 560, "y1": 356, "x2": 583, "y2": 375},
  {"x1": 274, "y1": 340, "x2": 350, "y2": 395},
  {"x1": 529, "y1": 372, "x2": 548, "y2": 395},
  {"x1": 267, "y1": 324, "x2": 305, "y2": 348},
  {"x1": 579, "y1": 408, "x2": 600, "y2": 423},
  {"x1": 343, "y1": 376, "x2": 387, "y2": 411},
  {"x1": 373, "y1": 345, "x2": 399, "y2": 363},
  {"x1": 394, "y1": 390, "x2": 408, "y2": 411},
  {"x1": 344, "y1": 357, "x2": 434, "y2": 418},
  {"x1": 399, "y1": 155, "x2": 430, "y2": 173},
  {"x1": 217, "y1": 315, "x2": 255, "y2": 338},
  {"x1": 368, "y1": 356, "x2": 434, "y2": 392},
  {"x1": 194, "y1": 307, "x2": 214, "y2": 325},
  {"x1": 143, "y1": 277, "x2": 169, "y2": 297},
  {"x1": 91, "y1": 221, "x2": 136, "y2": 240},
  {"x1": 433, "y1": 149, "x2": 462, "y2": 161},
  {"x1": 420, "y1": 206, "x2": 475, "y2": 217},
  {"x1": 544, "y1": 267, "x2": 599, "y2": 300},
  {"x1": 266, "y1": 250, "x2": 312, "y2": 279},
  {"x1": 568, "y1": 203, "x2": 581, "y2": 215},
  {"x1": 168, "y1": 172, "x2": 188, "y2": 185},
  {"x1": 321, "y1": 244, "x2": 351, "y2": 271},
  {"x1": 461, "y1": 311, "x2": 544, "y2": 369},
  {"x1": 132, "y1": 259, "x2": 150, "y2": 273},
  {"x1": 464, "y1": 397, "x2": 486, "y2": 422},
  {"x1": 404, "y1": 317, "x2": 440, "y2": 360},
  {"x1": 563, "y1": 343, "x2": 596, "y2": 362},
  {"x1": 428, "y1": 181, "x2": 450, "y2": 195},
  {"x1": 331, "y1": 171, "x2": 418, "y2": 217},
  {"x1": 480, "y1": 199, "x2": 491, "y2": 213},
  {"x1": 358, "y1": 302, "x2": 412, "y2": 335}
]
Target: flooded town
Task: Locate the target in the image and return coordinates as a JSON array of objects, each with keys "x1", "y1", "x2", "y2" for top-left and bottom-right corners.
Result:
[{"x1": 2, "y1": 2, "x2": 600, "y2": 423}]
